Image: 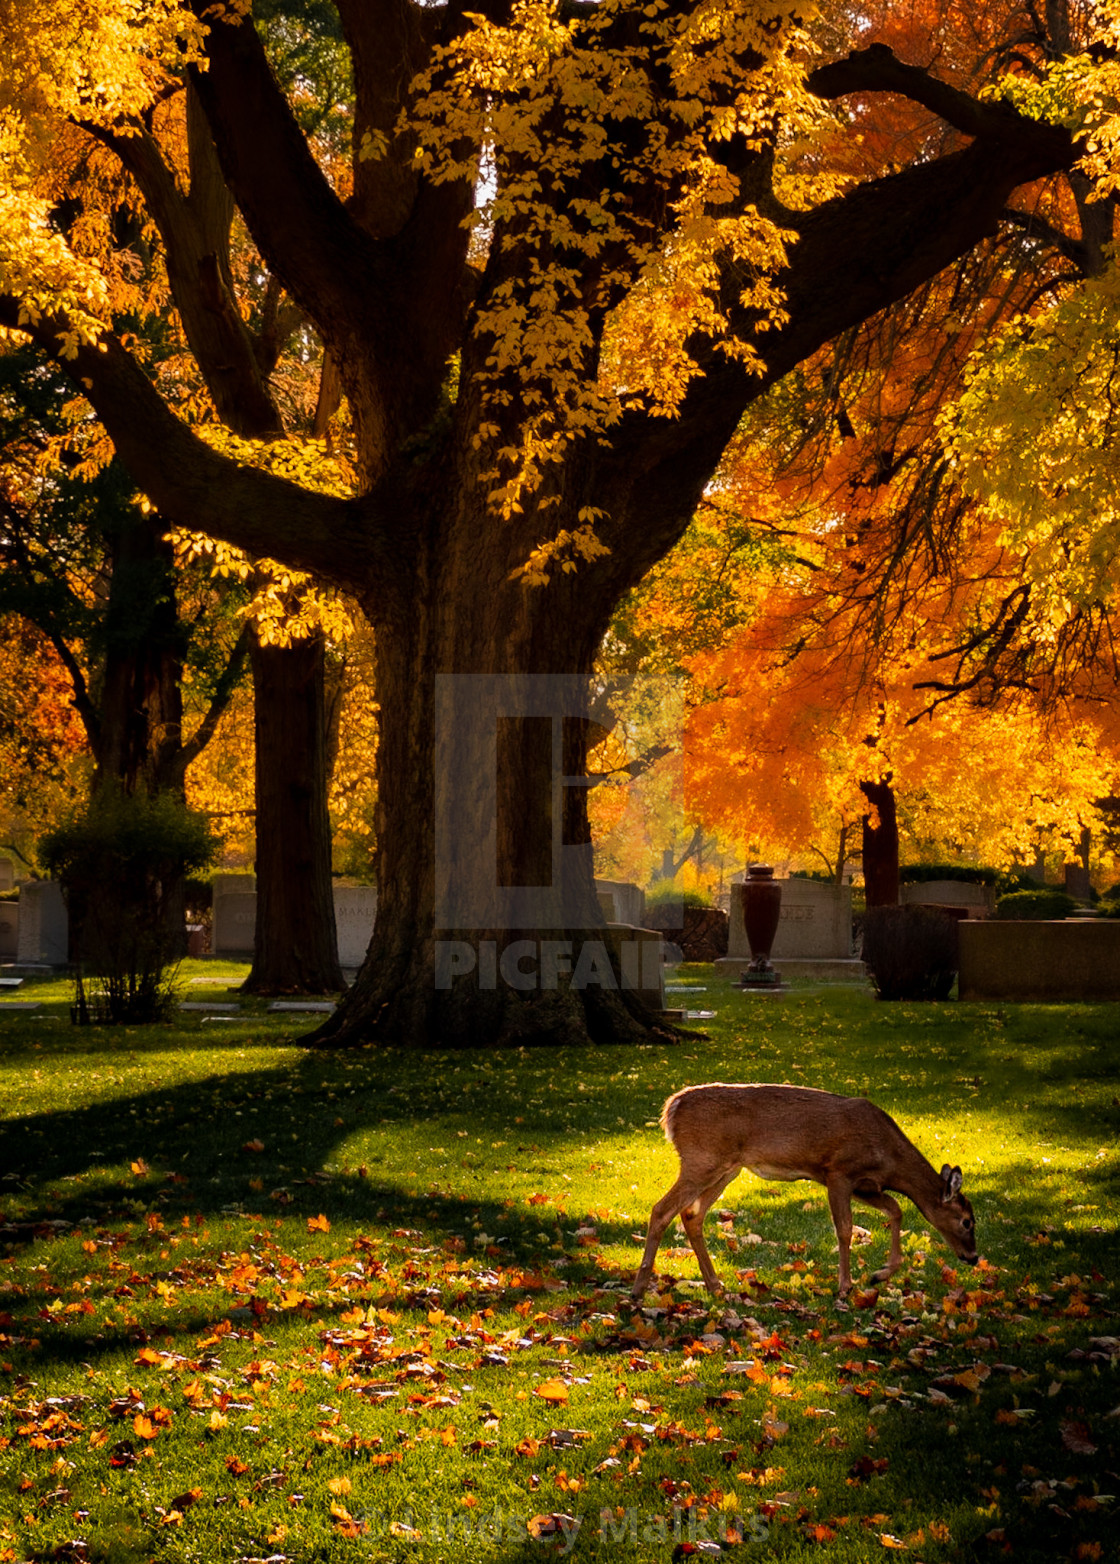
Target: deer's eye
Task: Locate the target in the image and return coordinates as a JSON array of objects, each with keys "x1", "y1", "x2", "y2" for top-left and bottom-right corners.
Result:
[{"x1": 962, "y1": 1217, "x2": 973, "y2": 1232}]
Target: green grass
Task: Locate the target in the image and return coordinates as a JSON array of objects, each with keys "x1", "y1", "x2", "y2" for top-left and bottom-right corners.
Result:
[{"x1": 1, "y1": 964, "x2": 1118, "y2": 1562}]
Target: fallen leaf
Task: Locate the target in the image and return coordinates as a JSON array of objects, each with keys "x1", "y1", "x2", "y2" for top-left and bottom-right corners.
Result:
[{"x1": 535, "y1": 1380, "x2": 569, "y2": 1404}]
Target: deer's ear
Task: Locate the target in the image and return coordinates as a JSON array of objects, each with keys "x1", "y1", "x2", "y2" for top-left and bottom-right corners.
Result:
[{"x1": 940, "y1": 1165, "x2": 963, "y2": 1201}]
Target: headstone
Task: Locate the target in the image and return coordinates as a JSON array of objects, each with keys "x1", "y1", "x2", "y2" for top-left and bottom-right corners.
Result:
[
  {"x1": 16, "y1": 881, "x2": 69, "y2": 965},
  {"x1": 210, "y1": 884, "x2": 379, "y2": 966},
  {"x1": 333, "y1": 885, "x2": 377, "y2": 967},
  {"x1": 211, "y1": 892, "x2": 257, "y2": 956},
  {"x1": 728, "y1": 878, "x2": 852, "y2": 960},
  {"x1": 901, "y1": 880, "x2": 995, "y2": 918},
  {"x1": 0, "y1": 858, "x2": 14, "y2": 891},
  {"x1": 595, "y1": 879, "x2": 645, "y2": 927},
  {"x1": 0, "y1": 902, "x2": 18, "y2": 962},
  {"x1": 212, "y1": 873, "x2": 256, "y2": 898},
  {"x1": 597, "y1": 892, "x2": 617, "y2": 922},
  {"x1": 603, "y1": 924, "x2": 665, "y2": 1011},
  {"x1": 959, "y1": 920, "x2": 1120, "y2": 1001}
]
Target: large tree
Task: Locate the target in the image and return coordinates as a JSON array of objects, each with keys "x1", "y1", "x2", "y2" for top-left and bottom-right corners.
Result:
[{"x1": 0, "y1": 0, "x2": 1081, "y2": 1045}]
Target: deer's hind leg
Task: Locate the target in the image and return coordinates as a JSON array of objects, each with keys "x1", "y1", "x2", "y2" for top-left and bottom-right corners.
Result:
[
  {"x1": 678, "y1": 1167, "x2": 741, "y2": 1296},
  {"x1": 631, "y1": 1165, "x2": 737, "y2": 1300}
]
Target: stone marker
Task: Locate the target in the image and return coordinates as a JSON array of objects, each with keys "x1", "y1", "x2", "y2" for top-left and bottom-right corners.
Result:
[
  {"x1": 179, "y1": 1002, "x2": 241, "y2": 1012},
  {"x1": 268, "y1": 1001, "x2": 337, "y2": 1012},
  {"x1": 16, "y1": 881, "x2": 69, "y2": 965},
  {"x1": 0, "y1": 858, "x2": 14, "y2": 891},
  {"x1": 0, "y1": 903, "x2": 18, "y2": 962},
  {"x1": 901, "y1": 880, "x2": 994, "y2": 918},
  {"x1": 959, "y1": 920, "x2": 1120, "y2": 1001},
  {"x1": 333, "y1": 885, "x2": 377, "y2": 967},
  {"x1": 211, "y1": 891, "x2": 257, "y2": 956},
  {"x1": 0, "y1": 1002, "x2": 41, "y2": 1013},
  {"x1": 595, "y1": 879, "x2": 646, "y2": 927}
]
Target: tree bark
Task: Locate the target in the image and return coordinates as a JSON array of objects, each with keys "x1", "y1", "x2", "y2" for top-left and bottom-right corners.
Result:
[
  {"x1": 860, "y1": 778, "x2": 900, "y2": 909},
  {"x1": 241, "y1": 630, "x2": 345, "y2": 995}
]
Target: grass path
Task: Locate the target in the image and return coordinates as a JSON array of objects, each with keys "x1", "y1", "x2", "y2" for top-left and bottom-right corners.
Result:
[{"x1": 1, "y1": 965, "x2": 1117, "y2": 1561}]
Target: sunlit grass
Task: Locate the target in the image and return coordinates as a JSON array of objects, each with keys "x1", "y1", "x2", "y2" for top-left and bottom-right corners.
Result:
[{"x1": 1, "y1": 968, "x2": 1117, "y2": 1561}]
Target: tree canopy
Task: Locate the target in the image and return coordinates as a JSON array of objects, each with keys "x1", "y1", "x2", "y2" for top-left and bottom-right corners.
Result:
[{"x1": 0, "y1": 0, "x2": 1105, "y2": 1043}]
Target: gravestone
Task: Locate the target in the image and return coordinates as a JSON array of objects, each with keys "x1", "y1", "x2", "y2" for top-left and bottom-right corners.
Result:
[
  {"x1": 959, "y1": 920, "x2": 1120, "y2": 1001},
  {"x1": 0, "y1": 903, "x2": 18, "y2": 961},
  {"x1": 211, "y1": 891, "x2": 257, "y2": 956},
  {"x1": 901, "y1": 880, "x2": 995, "y2": 917},
  {"x1": 716, "y1": 877, "x2": 859, "y2": 981},
  {"x1": 333, "y1": 885, "x2": 377, "y2": 967},
  {"x1": 16, "y1": 881, "x2": 69, "y2": 964},
  {"x1": 212, "y1": 872, "x2": 256, "y2": 898},
  {"x1": 211, "y1": 883, "x2": 378, "y2": 966},
  {"x1": 595, "y1": 879, "x2": 645, "y2": 927},
  {"x1": 0, "y1": 858, "x2": 14, "y2": 891},
  {"x1": 603, "y1": 923, "x2": 666, "y2": 1011}
]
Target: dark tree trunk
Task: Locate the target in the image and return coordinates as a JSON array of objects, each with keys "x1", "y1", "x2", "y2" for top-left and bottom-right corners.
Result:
[
  {"x1": 310, "y1": 481, "x2": 666, "y2": 1049},
  {"x1": 94, "y1": 516, "x2": 187, "y2": 798},
  {"x1": 860, "y1": 778, "x2": 900, "y2": 908},
  {"x1": 241, "y1": 630, "x2": 344, "y2": 995}
]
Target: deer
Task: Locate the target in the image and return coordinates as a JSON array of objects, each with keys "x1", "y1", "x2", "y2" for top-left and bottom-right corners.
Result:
[{"x1": 631, "y1": 1083, "x2": 979, "y2": 1303}]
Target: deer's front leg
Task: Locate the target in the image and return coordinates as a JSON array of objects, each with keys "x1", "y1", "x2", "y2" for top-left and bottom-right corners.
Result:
[
  {"x1": 826, "y1": 1179, "x2": 856, "y2": 1299},
  {"x1": 858, "y1": 1190, "x2": 904, "y2": 1282}
]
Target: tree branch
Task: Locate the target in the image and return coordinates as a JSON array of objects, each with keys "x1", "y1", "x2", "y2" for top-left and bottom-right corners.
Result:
[
  {"x1": 0, "y1": 299, "x2": 398, "y2": 593},
  {"x1": 175, "y1": 617, "x2": 253, "y2": 780}
]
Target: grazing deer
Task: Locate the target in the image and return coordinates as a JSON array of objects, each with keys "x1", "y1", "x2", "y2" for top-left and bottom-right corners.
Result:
[{"x1": 631, "y1": 1083, "x2": 978, "y2": 1302}]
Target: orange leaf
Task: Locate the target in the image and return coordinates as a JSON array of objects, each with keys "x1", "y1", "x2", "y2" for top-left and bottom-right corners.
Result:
[
  {"x1": 130, "y1": 1159, "x2": 150, "y2": 1177},
  {"x1": 243, "y1": 1139, "x2": 265, "y2": 1153},
  {"x1": 132, "y1": 1414, "x2": 158, "y2": 1441},
  {"x1": 307, "y1": 1214, "x2": 331, "y2": 1234},
  {"x1": 535, "y1": 1379, "x2": 569, "y2": 1404}
]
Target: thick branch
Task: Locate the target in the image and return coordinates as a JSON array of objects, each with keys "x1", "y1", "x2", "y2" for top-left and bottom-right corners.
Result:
[
  {"x1": 807, "y1": 42, "x2": 1045, "y2": 145},
  {"x1": 0, "y1": 300, "x2": 393, "y2": 593},
  {"x1": 594, "y1": 93, "x2": 1073, "y2": 599}
]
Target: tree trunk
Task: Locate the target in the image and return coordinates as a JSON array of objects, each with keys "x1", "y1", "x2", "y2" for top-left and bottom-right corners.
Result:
[
  {"x1": 241, "y1": 631, "x2": 345, "y2": 995},
  {"x1": 310, "y1": 486, "x2": 667, "y2": 1048},
  {"x1": 860, "y1": 778, "x2": 900, "y2": 908}
]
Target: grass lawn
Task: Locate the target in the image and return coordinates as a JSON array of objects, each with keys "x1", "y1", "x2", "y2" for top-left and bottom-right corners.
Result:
[{"x1": 1, "y1": 963, "x2": 1118, "y2": 1562}]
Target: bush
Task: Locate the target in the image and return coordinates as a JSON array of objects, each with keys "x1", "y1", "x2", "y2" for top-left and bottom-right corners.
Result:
[
  {"x1": 43, "y1": 785, "x2": 219, "y2": 1024},
  {"x1": 861, "y1": 904, "x2": 959, "y2": 1002},
  {"x1": 644, "y1": 883, "x2": 712, "y2": 909},
  {"x1": 994, "y1": 889, "x2": 1079, "y2": 921},
  {"x1": 899, "y1": 863, "x2": 1001, "y2": 887}
]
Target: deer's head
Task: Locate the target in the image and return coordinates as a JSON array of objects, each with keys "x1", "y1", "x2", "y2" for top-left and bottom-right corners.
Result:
[{"x1": 933, "y1": 1163, "x2": 978, "y2": 1266}]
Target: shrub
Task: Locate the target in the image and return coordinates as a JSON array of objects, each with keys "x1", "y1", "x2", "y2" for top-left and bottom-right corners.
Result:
[
  {"x1": 861, "y1": 904, "x2": 959, "y2": 1002},
  {"x1": 994, "y1": 889, "x2": 1079, "y2": 921},
  {"x1": 899, "y1": 863, "x2": 1001, "y2": 886},
  {"x1": 644, "y1": 883, "x2": 711, "y2": 909},
  {"x1": 43, "y1": 785, "x2": 219, "y2": 1024}
]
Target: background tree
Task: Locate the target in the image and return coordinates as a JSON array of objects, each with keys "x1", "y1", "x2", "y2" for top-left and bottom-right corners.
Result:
[{"x1": 0, "y1": 0, "x2": 1084, "y2": 1045}]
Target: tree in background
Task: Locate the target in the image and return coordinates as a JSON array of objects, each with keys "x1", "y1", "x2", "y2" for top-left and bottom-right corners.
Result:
[{"x1": 0, "y1": 0, "x2": 1084, "y2": 1044}]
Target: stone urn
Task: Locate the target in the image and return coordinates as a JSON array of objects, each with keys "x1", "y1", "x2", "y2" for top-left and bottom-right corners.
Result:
[{"x1": 742, "y1": 864, "x2": 782, "y2": 972}]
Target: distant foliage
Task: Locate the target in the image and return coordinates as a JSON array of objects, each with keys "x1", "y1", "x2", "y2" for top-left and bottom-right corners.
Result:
[
  {"x1": 994, "y1": 890, "x2": 1080, "y2": 921},
  {"x1": 861, "y1": 905, "x2": 959, "y2": 1002}
]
